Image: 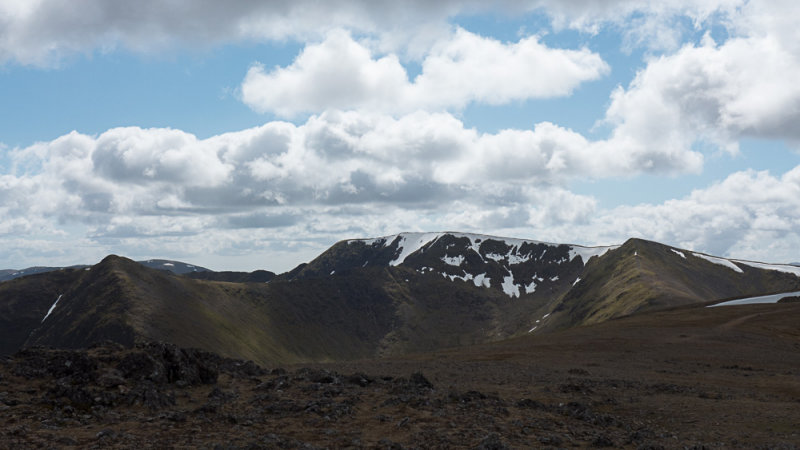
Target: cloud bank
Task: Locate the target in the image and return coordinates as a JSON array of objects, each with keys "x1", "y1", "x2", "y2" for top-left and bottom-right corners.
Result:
[
  {"x1": 2, "y1": 0, "x2": 800, "y2": 271},
  {"x1": 1, "y1": 0, "x2": 745, "y2": 66},
  {"x1": 4, "y1": 108, "x2": 800, "y2": 269}
]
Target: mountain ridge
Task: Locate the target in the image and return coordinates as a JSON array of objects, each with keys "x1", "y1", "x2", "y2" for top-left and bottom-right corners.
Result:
[
  {"x1": 0, "y1": 258, "x2": 212, "y2": 282},
  {"x1": 2, "y1": 232, "x2": 800, "y2": 365}
]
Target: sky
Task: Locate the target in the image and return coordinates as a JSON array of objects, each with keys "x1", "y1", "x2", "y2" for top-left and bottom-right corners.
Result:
[{"x1": 2, "y1": 0, "x2": 800, "y2": 272}]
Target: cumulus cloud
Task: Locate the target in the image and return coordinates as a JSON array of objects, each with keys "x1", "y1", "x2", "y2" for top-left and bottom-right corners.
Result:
[
  {"x1": 3, "y1": 118, "x2": 800, "y2": 269},
  {"x1": 0, "y1": 108, "x2": 706, "y2": 265},
  {"x1": 0, "y1": 0, "x2": 501, "y2": 66},
  {"x1": 3, "y1": 0, "x2": 800, "y2": 272},
  {"x1": 92, "y1": 127, "x2": 233, "y2": 186},
  {"x1": 241, "y1": 28, "x2": 609, "y2": 116},
  {"x1": 604, "y1": 31, "x2": 800, "y2": 155},
  {"x1": 581, "y1": 168, "x2": 800, "y2": 263}
]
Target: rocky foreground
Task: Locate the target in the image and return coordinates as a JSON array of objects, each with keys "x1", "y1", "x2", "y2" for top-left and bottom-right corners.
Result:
[
  {"x1": 0, "y1": 342, "x2": 725, "y2": 449},
  {"x1": 3, "y1": 300, "x2": 800, "y2": 449}
]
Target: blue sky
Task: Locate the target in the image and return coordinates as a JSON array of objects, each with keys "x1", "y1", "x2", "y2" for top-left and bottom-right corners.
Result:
[{"x1": 2, "y1": 1, "x2": 800, "y2": 272}]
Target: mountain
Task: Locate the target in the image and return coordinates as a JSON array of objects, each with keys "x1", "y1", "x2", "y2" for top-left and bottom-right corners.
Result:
[
  {"x1": 0, "y1": 265, "x2": 90, "y2": 282},
  {"x1": 282, "y1": 232, "x2": 615, "y2": 295},
  {"x1": 183, "y1": 269, "x2": 275, "y2": 283},
  {"x1": 0, "y1": 269, "x2": 15, "y2": 278},
  {"x1": 0, "y1": 259, "x2": 208, "y2": 282},
  {"x1": 137, "y1": 259, "x2": 211, "y2": 274},
  {"x1": 281, "y1": 232, "x2": 800, "y2": 332},
  {"x1": 1, "y1": 253, "x2": 520, "y2": 363},
  {"x1": 0, "y1": 259, "x2": 276, "y2": 284},
  {"x1": 547, "y1": 238, "x2": 800, "y2": 330},
  {"x1": 2, "y1": 232, "x2": 799, "y2": 365}
]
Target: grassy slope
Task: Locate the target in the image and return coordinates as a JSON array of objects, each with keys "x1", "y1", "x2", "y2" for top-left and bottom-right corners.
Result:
[
  {"x1": 24, "y1": 256, "x2": 138, "y2": 350},
  {"x1": 547, "y1": 238, "x2": 800, "y2": 331},
  {"x1": 0, "y1": 268, "x2": 84, "y2": 355}
]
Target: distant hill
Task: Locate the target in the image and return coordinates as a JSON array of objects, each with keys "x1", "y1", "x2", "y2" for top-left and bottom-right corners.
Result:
[
  {"x1": 2, "y1": 232, "x2": 799, "y2": 365},
  {"x1": 0, "y1": 265, "x2": 90, "y2": 282},
  {"x1": 137, "y1": 259, "x2": 211, "y2": 274},
  {"x1": 0, "y1": 259, "x2": 210, "y2": 282},
  {"x1": 183, "y1": 270, "x2": 275, "y2": 283}
]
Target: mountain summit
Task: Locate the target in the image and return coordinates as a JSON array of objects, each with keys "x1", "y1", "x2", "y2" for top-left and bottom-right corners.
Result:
[{"x1": 285, "y1": 232, "x2": 616, "y2": 298}]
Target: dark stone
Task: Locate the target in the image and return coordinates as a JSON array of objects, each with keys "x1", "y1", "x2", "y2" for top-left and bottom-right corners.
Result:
[
  {"x1": 345, "y1": 372, "x2": 374, "y2": 387},
  {"x1": 591, "y1": 435, "x2": 615, "y2": 447},
  {"x1": 475, "y1": 432, "x2": 509, "y2": 450},
  {"x1": 409, "y1": 372, "x2": 433, "y2": 389}
]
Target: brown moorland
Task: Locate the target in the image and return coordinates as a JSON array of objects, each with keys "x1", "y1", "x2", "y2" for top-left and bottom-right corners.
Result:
[{"x1": 1, "y1": 300, "x2": 798, "y2": 448}]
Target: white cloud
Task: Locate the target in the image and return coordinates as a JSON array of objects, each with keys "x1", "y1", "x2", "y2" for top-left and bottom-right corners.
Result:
[
  {"x1": 241, "y1": 28, "x2": 609, "y2": 116},
  {"x1": 1, "y1": 109, "x2": 714, "y2": 223},
  {"x1": 91, "y1": 127, "x2": 233, "y2": 186},
  {"x1": 0, "y1": 0, "x2": 476, "y2": 66},
  {"x1": 0, "y1": 108, "x2": 711, "y2": 269},
  {"x1": 604, "y1": 31, "x2": 800, "y2": 155},
  {"x1": 538, "y1": 0, "x2": 744, "y2": 47},
  {"x1": 3, "y1": 0, "x2": 800, "y2": 272},
  {"x1": 3, "y1": 119, "x2": 800, "y2": 270},
  {"x1": 597, "y1": 168, "x2": 800, "y2": 262},
  {"x1": 0, "y1": 0, "x2": 757, "y2": 66},
  {"x1": 240, "y1": 30, "x2": 410, "y2": 116}
]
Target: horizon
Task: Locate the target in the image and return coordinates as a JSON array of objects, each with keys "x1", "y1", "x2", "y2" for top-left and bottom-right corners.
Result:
[
  {"x1": 3, "y1": 232, "x2": 799, "y2": 274},
  {"x1": 2, "y1": 1, "x2": 800, "y2": 273}
]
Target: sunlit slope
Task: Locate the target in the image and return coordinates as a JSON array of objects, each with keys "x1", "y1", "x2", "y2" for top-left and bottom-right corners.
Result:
[{"x1": 545, "y1": 238, "x2": 800, "y2": 330}]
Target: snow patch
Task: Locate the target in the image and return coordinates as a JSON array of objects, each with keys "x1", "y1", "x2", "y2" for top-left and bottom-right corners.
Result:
[
  {"x1": 441, "y1": 255, "x2": 465, "y2": 266},
  {"x1": 330, "y1": 270, "x2": 335, "y2": 275},
  {"x1": 163, "y1": 263, "x2": 174, "y2": 267},
  {"x1": 528, "y1": 326, "x2": 537, "y2": 333},
  {"x1": 501, "y1": 271, "x2": 520, "y2": 298},
  {"x1": 508, "y1": 253, "x2": 532, "y2": 264},
  {"x1": 445, "y1": 271, "x2": 474, "y2": 282},
  {"x1": 693, "y1": 253, "x2": 743, "y2": 273},
  {"x1": 550, "y1": 276, "x2": 559, "y2": 282},
  {"x1": 524, "y1": 280, "x2": 537, "y2": 294},
  {"x1": 569, "y1": 245, "x2": 617, "y2": 264},
  {"x1": 734, "y1": 260, "x2": 800, "y2": 277},
  {"x1": 709, "y1": 290, "x2": 800, "y2": 307},
  {"x1": 572, "y1": 277, "x2": 581, "y2": 286},
  {"x1": 671, "y1": 249, "x2": 686, "y2": 259},
  {"x1": 41, "y1": 295, "x2": 62, "y2": 323},
  {"x1": 485, "y1": 253, "x2": 504, "y2": 262},
  {"x1": 473, "y1": 273, "x2": 491, "y2": 288},
  {"x1": 388, "y1": 232, "x2": 443, "y2": 266},
  {"x1": 354, "y1": 232, "x2": 617, "y2": 269}
]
